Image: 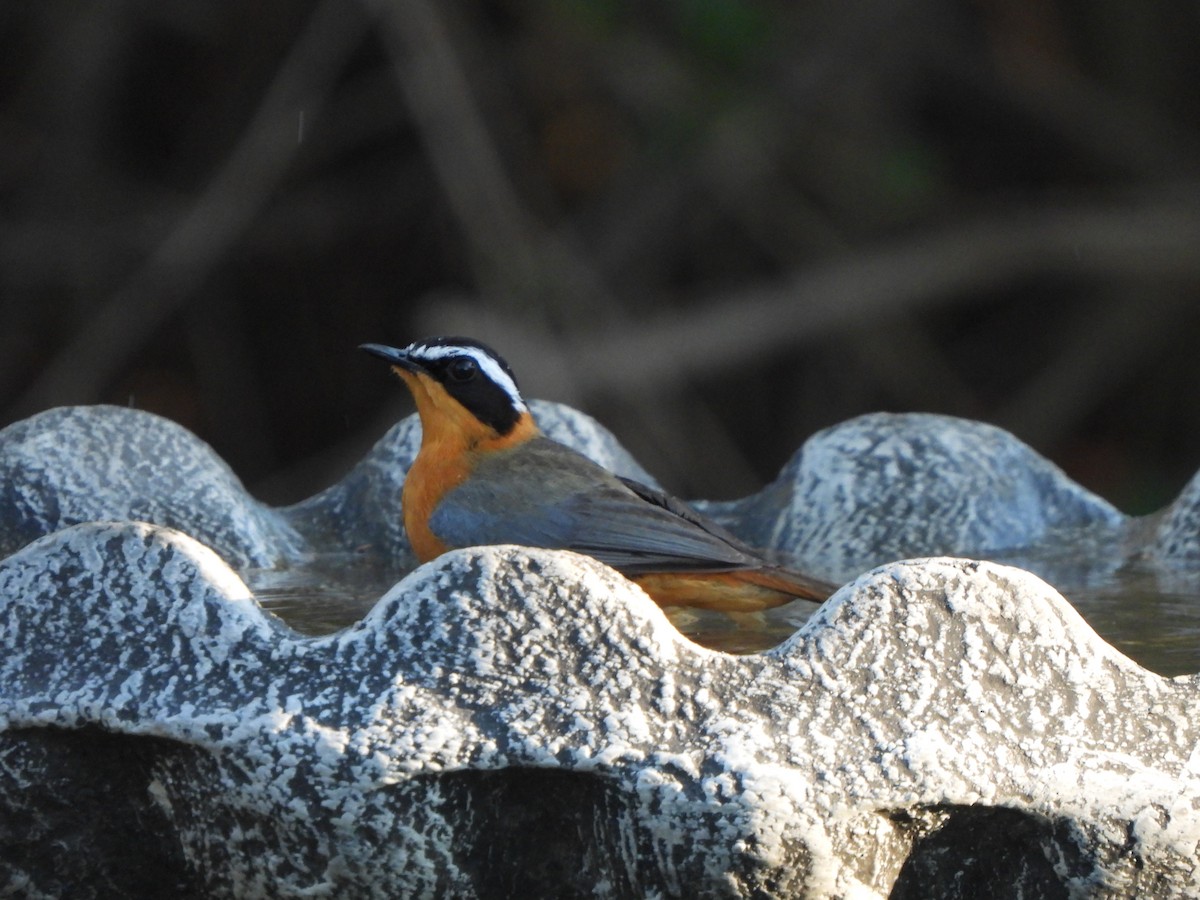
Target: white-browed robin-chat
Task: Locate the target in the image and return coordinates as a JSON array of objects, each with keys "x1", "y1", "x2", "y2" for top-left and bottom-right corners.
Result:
[{"x1": 361, "y1": 337, "x2": 835, "y2": 611}]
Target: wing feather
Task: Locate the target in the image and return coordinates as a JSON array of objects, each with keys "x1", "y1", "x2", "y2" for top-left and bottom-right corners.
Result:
[{"x1": 427, "y1": 437, "x2": 763, "y2": 574}]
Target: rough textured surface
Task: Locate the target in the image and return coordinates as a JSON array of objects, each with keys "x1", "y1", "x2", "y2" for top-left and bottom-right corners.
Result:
[
  {"x1": 1152, "y1": 467, "x2": 1200, "y2": 565},
  {"x1": 1, "y1": 403, "x2": 1199, "y2": 898},
  {"x1": 697, "y1": 411, "x2": 1128, "y2": 582},
  {"x1": 0, "y1": 406, "x2": 306, "y2": 570},
  {"x1": 1, "y1": 524, "x2": 1197, "y2": 898},
  {"x1": 0, "y1": 403, "x2": 1181, "y2": 584}
]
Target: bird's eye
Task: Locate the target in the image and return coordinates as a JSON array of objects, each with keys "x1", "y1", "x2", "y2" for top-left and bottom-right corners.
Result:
[{"x1": 446, "y1": 357, "x2": 479, "y2": 382}]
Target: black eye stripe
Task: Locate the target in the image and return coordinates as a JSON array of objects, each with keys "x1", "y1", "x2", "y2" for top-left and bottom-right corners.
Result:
[{"x1": 404, "y1": 338, "x2": 525, "y2": 435}]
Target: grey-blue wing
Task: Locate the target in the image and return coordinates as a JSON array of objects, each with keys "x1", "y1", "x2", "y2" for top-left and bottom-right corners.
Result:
[{"x1": 427, "y1": 437, "x2": 761, "y2": 574}]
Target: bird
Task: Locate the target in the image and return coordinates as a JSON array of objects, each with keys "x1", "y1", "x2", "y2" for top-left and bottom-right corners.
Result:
[{"x1": 360, "y1": 337, "x2": 835, "y2": 612}]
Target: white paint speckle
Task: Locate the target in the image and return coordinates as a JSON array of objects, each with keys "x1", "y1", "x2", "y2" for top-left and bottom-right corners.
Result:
[{"x1": 3, "y1": 403, "x2": 1200, "y2": 896}]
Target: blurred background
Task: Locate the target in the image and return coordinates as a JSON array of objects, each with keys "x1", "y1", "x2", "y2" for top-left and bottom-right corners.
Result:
[{"x1": 2, "y1": 0, "x2": 1199, "y2": 512}]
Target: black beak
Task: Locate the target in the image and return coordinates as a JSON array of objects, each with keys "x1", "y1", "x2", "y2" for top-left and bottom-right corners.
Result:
[{"x1": 359, "y1": 343, "x2": 425, "y2": 374}]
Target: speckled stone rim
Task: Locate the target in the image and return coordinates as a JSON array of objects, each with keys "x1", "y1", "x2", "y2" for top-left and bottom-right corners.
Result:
[
  {"x1": 1, "y1": 521, "x2": 1197, "y2": 897},
  {"x1": 1, "y1": 402, "x2": 1194, "y2": 588}
]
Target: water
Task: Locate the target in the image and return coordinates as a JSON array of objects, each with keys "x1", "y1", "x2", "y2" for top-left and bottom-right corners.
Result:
[
  {"x1": 248, "y1": 548, "x2": 1200, "y2": 678},
  {"x1": 248, "y1": 552, "x2": 395, "y2": 636},
  {"x1": 1070, "y1": 573, "x2": 1200, "y2": 677}
]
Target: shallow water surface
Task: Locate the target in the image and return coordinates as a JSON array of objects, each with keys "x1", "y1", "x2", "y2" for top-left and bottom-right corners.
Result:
[
  {"x1": 987, "y1": 528, "x2": 1200, "y2": 677},
  {"x1": 248, "y1": 552, "x2": 394, "y2": 636},
  {"x1": 248, "y1": 549, "x2": 1200, "y2": 678}
]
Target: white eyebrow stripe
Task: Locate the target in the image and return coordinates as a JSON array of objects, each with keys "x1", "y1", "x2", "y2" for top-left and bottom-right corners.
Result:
[{"x1": 406, "y1": 343, "x2": 528, "y2": 413}]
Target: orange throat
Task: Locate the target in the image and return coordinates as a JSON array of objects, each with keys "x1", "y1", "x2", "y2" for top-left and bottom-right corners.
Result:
[{"x1": 397, "y1": 368, "x2": 538, "y2": 562}]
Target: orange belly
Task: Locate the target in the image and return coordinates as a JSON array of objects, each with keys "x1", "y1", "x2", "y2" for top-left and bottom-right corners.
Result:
[
  {"x1": 632, "y1": 571, "x2": 797, "y2": 612},
  {"x1": 400, "y1": 382, "x2": 540, "y2": 563}
]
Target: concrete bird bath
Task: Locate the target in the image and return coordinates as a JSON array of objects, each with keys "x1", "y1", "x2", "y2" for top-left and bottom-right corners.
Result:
[{"x1": 1, "y1": 402, "x2": 1198, "y2": 897}]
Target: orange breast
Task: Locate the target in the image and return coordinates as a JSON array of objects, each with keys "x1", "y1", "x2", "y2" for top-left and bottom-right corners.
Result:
[
  {"x1": 402, "y1": 444, "x2": 467, "y2": 562},
  {"x1": 399, "y1": 369, "x2": 540, "y2": 563}
]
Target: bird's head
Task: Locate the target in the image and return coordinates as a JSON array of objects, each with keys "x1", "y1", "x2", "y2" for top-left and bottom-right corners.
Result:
[{"x1": 361, "y1": 337, "x2": 535, "y2": 444}]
